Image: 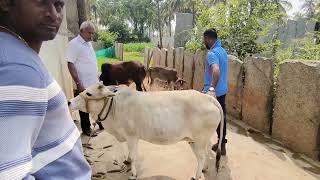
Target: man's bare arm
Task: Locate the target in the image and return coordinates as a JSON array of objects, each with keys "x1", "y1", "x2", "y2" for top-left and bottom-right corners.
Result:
[
  {"x1": 67, "y1": 62, "x2": 85, "y2": 92},
  {"x1": 211, "y1": 64, "x2": 220, "y2": 88}
]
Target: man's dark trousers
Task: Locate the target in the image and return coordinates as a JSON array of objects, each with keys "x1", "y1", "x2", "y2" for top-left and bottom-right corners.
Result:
[{"x1": 216, "y1": 94, "x2": 227, "y2": 143}]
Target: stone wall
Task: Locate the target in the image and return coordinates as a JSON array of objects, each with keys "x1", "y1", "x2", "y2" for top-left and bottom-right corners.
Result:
[
  {"x1": 183, "y1": 49, "x2": 195, "y2": 89},
  {"x1": 174, "y1": 47, "x2": 185, "y2": 78},
  {"x1": 193, "y1": 50, "x2": 206, "y2": 91},
  {"x1": 167, "y1": 48, "x2": 175, "y2": 69},
  {"x1": 226, "y1": 55, "x2": 244, "y2": 120},
  {"x1": 144, "y1": 48, "x2": 152, "y2": 67},
  {"x1": 144, "y1": 48, "x2": 320, "y2": 161},
  {"x1": 242, "y1": 57, "x2": 274, "y2": 133},
  {"x1": 272, "y1": 61, "x2": 320, "y2": 160},
  {"x1": 152, "y1": 48, "x2": 161, "y2": 66},
  {"x1": 160, "y1": 48, "x2": 168, "y2": 67}
]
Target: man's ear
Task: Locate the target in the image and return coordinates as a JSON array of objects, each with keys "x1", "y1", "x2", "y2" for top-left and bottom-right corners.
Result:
[{"x1": 0, "y1": 0, "x2": 13, "y2": 12}]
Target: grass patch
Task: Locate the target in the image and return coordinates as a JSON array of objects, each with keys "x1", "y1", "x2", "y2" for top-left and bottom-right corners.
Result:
[
  {"x1": 124, "y1": 43, "x2": 155, "y2": 52},
  {"x1": 97, "y1": 57, "x2": 118, "y2": 71},
  {"x1": 97, "y1": 52, "x2": 144, "y2": 72},
  {"x1": 123, "y1": 55, "x2": 144, "y2": 62},
  {"x1": 124, "y1": 52, "x2": 144, "y2": 62},
  {"x1": 97, "y1": 43, "x2": 150, "y2": 71}
]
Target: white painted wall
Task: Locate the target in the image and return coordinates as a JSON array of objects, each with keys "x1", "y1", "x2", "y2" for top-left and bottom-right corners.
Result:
[{"x1": 39, "y1": 8, "x2": 73, "y2": 100}]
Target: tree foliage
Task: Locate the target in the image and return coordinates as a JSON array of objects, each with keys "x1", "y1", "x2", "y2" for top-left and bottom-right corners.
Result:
[
  {"x1": 97, "y1": 31, "x2": 118, "y2": 47},
  {"x1": 186, "y1": 0, "x2": 285, "y2": 59}
]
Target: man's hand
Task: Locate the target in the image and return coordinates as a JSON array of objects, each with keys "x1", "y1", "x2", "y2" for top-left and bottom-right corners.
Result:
[
  {"x1": 77, "y1": 83, "x2": 85, "y2": 93},
  {"x1": 207, "y1": 90, "x2": 216, "y2": 98},
  {"x1": 207, "y1": 87, "x2": 216, "y2": 98}
]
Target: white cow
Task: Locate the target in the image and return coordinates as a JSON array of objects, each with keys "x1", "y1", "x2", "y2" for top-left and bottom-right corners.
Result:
[{"x1": 68, "y1": 82, "x2": 224, "y2": 180}]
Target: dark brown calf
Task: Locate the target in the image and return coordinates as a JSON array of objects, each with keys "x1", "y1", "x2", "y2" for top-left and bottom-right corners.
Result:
[
  {"x1": 147, "y1": 66, "x2": 185, "y2": 90},
  {"x1": 99, "y1": 61, "x2": 147, "y2": 91}
]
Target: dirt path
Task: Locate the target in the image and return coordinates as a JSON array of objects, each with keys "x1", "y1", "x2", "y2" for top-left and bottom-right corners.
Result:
[{"x1": 80, "y1": 118, "x2": 320, "y2": 180}]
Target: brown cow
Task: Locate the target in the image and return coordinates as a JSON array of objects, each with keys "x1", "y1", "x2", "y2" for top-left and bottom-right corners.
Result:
[
  {"x1": 147, "y1": 66, "x2": 185, "y2": 90},
  {"x1": 99, "y1": 61, "x2": 147, "y2": 91}
]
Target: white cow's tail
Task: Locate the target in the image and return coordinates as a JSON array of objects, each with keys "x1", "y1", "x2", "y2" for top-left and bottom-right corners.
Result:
[{"x1": 215, "y1": 98, "x2": 224, "y2": 172}]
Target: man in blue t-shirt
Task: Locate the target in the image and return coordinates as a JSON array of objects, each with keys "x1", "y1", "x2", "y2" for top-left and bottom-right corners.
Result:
[{"x1": 202, "y1": 28, "x2": 228, "y2": 155}]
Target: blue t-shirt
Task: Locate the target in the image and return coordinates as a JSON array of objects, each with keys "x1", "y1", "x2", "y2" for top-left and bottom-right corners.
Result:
[{"x1": 203, "y1": 40, "x2": 228, "y2": 97}]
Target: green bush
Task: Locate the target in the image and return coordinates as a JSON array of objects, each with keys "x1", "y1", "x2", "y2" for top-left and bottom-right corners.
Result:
[
  {"x1": 185, "y1": 40, "x2": 205, "y2": 53},
  {"x1": 124, "y1": 43, "x2": 155, "y2": 52},
  {"x1": 97, "y1": 31, "x2": 118, "y2": 48},
  {"x1": 108, "y1": 19, "x2": 130, "y2": 43},
  {"x1": 275, "y1": 38, "x2": 320, "y2": 78}
]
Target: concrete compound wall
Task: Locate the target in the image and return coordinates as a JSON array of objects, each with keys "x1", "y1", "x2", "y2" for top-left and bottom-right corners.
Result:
[
  {"x1": 259, "y1": 18, "x2": 315, "y2": 48},
  {"x1": 174, "y1": 13, "x2": 193, "y2": 48},
  {"x1": 144, "y1": 47, "x2": 320, "y2": 161}
]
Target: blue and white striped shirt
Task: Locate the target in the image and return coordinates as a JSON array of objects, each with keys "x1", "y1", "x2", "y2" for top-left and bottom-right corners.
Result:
[{"x1": 0, "y1": 32, "x2": 91, "y2": 179}]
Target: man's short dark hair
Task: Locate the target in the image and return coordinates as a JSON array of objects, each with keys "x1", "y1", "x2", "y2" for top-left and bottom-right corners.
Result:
[{"x1": 204, "y1": 28, "x2": 218, "y2": 39}]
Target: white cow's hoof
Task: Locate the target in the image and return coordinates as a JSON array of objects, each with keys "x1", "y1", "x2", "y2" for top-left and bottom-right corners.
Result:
[
  {"x1": 191, "y1": 177, "x2": 198, "y2": 180},
  {"x1": 123, "y1": 160, "x2": 132, "y2": 165},
  {"x1": 128, "y1": 175, "x2": 137, "y2": 180}
]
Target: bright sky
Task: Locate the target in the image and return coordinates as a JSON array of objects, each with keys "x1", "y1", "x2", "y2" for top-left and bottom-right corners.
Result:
[{"x1": 287, "y1": 0, "x2": 305, "y2": 17}]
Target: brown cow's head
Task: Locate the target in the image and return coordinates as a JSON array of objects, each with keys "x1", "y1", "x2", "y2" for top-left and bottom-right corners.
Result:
[{"x1": 99, "y1": 63, "x2": 113, "y2": 85}]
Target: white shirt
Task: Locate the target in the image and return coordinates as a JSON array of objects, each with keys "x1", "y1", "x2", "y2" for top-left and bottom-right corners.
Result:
[{"x1": 66, "y1": 35, "x2": 98, "y2": 88}]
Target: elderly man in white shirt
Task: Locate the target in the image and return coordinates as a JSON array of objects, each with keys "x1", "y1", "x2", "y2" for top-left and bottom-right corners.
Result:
[{"x1": 66, "y1": 21, "x2": 104, "y2": 136}]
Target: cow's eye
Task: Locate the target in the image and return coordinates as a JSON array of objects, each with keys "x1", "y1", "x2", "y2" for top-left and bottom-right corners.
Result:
[{"x1": 86, "y1": 92, "x2": 92, "y2": 97}]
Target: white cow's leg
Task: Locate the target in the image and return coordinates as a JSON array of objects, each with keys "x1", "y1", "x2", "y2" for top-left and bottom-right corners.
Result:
[
  {"x1": 127, "y1": 137, "x2": 138, "y2": 180},
  {"x1": 202, "y1": 141, "x2": 212, "y2": 173},
  {"x1": 189, "y1": 141, "x2": 207, "y2": 180},
  {"x1": 124, "y1": 151, "x2": 132, "y2": 165}
]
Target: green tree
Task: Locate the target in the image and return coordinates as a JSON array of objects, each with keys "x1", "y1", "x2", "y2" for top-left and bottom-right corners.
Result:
[
  {"x1": 121, "y1": 0, "x2": 156, "y2": 41},
  {"x1": 108, "y1": 18, "x2": 130, "y2": 43},
  {"x1": 96, "y1": 0, "x2": 124, "y2": 27},
  {"x1": 187, "y1": 0, "x2": 286, "y2": 59}
]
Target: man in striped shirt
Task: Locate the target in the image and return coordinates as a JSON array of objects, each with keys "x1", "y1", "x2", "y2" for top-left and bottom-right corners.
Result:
[{"x1": 0, "y1": 0, "x2": 91, "y2": 179}]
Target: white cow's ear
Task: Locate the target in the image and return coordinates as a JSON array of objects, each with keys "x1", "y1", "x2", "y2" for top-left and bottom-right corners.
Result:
[
  {"x1": 103, "y1": 86, "x2": 116, "y2": 97},
  {"x1": 98, "y1": 84, "x2": 104, "y2": 90}
]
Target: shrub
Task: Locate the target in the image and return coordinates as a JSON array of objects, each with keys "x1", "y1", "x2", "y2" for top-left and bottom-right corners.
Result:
[
  {"x1": 108, "y1": 19, "x2": 130, "y2": 43},
  {"x1": 97, "y1": 31, "x2": 118, "y2": 48},
  {"x1": 124, "y1": 43, "x2": 155, "y2": 52}
]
